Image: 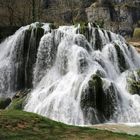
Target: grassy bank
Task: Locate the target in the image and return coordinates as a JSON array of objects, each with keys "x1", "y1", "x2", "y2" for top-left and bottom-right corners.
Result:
[{"x1": 0, "y1": 110, "x2": 140, "y2": 140}]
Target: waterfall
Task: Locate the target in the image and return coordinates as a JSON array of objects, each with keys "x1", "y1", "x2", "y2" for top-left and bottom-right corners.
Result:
[{"x1": 1, "y1": 22, "x2": 140, "y2": 125}]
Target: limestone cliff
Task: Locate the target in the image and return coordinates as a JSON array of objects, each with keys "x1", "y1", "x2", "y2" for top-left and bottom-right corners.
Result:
[{"x1": 86, "y1": 0, "x2": 140, "y2": 37}]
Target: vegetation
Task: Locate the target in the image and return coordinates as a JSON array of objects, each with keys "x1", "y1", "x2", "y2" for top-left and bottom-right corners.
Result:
[
  {"x1": 127, "y1": 70, "x2": 140, "y2": 95},
  {"x1": 133, "y1": 28, "x2": 140, "y2": 39},
  {"x1": 94, "y1": 20, "x2": 104, "y2": 28},
  {"x1": 8, "y1": 97, "x2": 26, "y2": 110},
  {"x1": 0, "y1": 0, "x2": 43, "y2": 26},
  {"x1": 0, "y1": 110, "x2": 140, "y2": 140},
  {"x1": 128, "y1": 79, "x2": 140, "y2": 95}
]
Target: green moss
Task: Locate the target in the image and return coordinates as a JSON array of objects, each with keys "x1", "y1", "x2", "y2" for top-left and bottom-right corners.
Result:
[
  {"x1": 94, "y1": 20, "x2": 104, "y2": 28},
  {"x1": 8, "y1": 97, "x2": 26, "y2": 110},
  {"x1": 79, "y1": 23, "x2": 88, "y2": 34},
  {"x1": 133, "y1": 28, "x2": 140, "y2": 39},
  {"x1": 0, "y1": 98, "x2": 11, "y2": 109},
  {"x1": 127, "y1": 70, "x2": 140, "y2": 95},
  {"x1": 78, "y1": 23, "x2": 89, "y2": 37},
  {"x1": 0, "y1": 110, "x2": 140, "y2": 140},
  {"x1": 128, "y1": 79, "x2": 140, "y2": 95}
]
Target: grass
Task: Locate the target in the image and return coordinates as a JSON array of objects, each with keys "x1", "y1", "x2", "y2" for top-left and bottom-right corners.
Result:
[{"x1": 0, "y1": 110, "x2": 140, "y2": 140}]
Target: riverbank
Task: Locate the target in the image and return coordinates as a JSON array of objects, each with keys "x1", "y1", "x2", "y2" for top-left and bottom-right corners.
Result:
[
  {"x1": 91, "y1": 123, "x2": 140, "y2": 136},
  {"x1": 128, "y1": 39, "x2": 140, "y2": 53},
  {"x1": 0, "y1": 110, "x2": 140, "y2": 140}
]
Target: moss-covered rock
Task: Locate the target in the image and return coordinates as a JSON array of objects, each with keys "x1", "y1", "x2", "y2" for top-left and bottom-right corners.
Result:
[
  {"x1": 76, "y1": 22, "x2": 92, "y2": 42},
  {"x1": 81, "y1": 74, "x2": 118, "y2": 124},
  {"x1": 128, "y1": 80, "x2": 140, "y2": 95},
  {"x1": 79, "y1": 23, "x2": 88, "y2": 34},
  {"x1": 0, "y1": 98, "x2": 11, "y2": 109},
  {"x1": 127, "y1": 70, "x2": 140, "y2": 95},
  {"x1": 8, "y1": 90, "x2": 29, "y2": 110},
  {"x1": 49, "y1": 23, "x2": 57, "y2": 30},
  {"x1": 8, "y1": 97, "x2": 26, "y2": 110},
  {"x1": 36, "y1": 22, "x2": 44, "y2": 28}
]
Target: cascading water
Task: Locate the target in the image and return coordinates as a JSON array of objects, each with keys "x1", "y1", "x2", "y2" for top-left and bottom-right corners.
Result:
[{"x1": 0, "y1": 22, "x2": 140, "y2": 125}]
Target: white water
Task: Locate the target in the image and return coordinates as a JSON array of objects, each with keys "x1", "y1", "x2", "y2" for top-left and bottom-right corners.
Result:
[
  {"x1": 0, "y1": 27, "x2": 28, "y2": 97},
  {"x1": 0, "y1": 23, "x2": 140, "y2": 125}
]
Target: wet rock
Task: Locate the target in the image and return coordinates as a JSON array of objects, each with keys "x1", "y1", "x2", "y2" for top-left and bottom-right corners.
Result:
[
  {"x1": 95, "y1": 29, "x2": 103, "y2": 50},
  {"x1": 81, "y1": 74, "x2": 119, "y2": 124},
  {"x1": 0, "y1": 98, "x2": 11, "y2": 109},
  {"x1": 16, "y1": 25, "x2": 44, "y2": 90},
  {"x1": 114, "y1": 44, "x2": 129, "y2": 72},
  {"x1": 127, "y1": 70, "x2": 140, "y2": 95},
  {"x1": 74, "y1": 34, "x2": 91, "y2": 52}
]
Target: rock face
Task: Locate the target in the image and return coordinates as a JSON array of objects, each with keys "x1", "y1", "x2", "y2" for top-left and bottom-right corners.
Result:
[{"x1": 86, "y1": 0, "x2": 140, "y2": 37}]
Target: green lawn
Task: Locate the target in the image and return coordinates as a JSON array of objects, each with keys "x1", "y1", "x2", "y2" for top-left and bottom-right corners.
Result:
[{"x1": 0, "y1": 110, "x2": 140, "y2": 140}]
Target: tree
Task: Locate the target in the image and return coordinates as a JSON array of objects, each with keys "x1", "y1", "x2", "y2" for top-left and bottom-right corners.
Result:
[
  {"x1": 32, "y1": 0, "x2": 36, "y2": 22},
  {"x1": 0, "y1": 0, "x2": 16, "y2": 26},
  {"x1": 0, "y1": 0, "x2": 44, "y2": 26}
]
